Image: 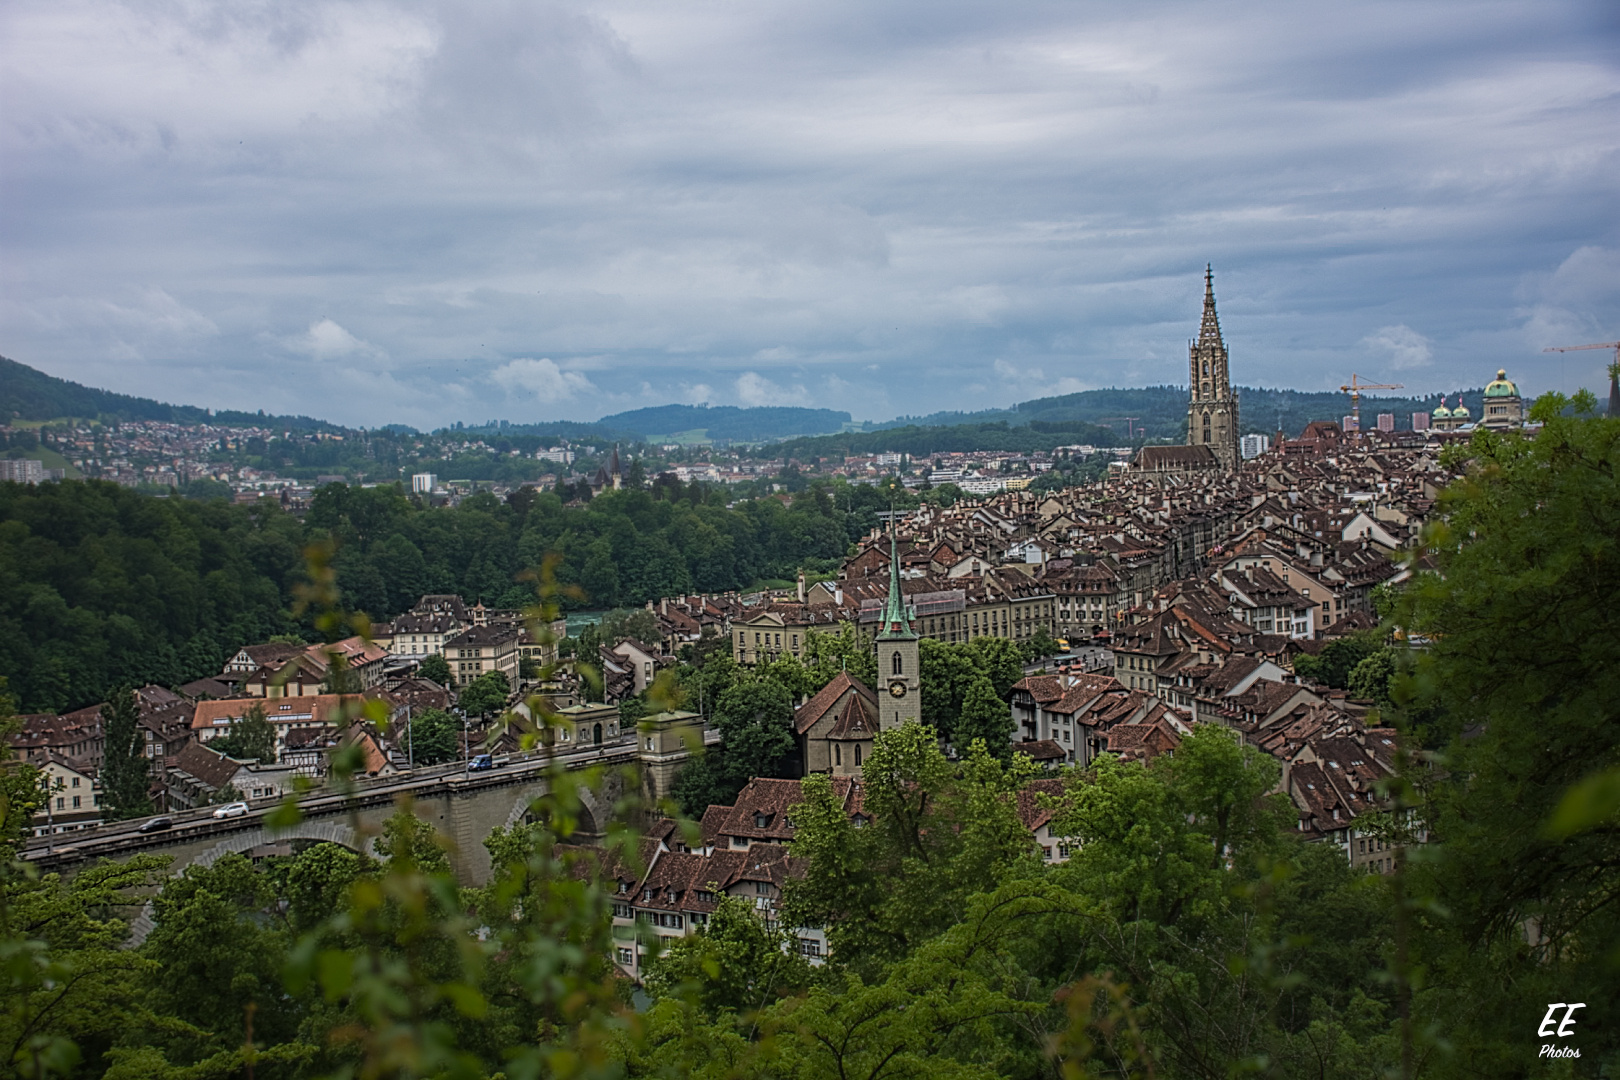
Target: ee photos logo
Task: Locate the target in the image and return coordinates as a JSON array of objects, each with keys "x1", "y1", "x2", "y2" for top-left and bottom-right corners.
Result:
[{"x1": 1538, "y1": 1002, "x2": 1585, "y2": 1060}]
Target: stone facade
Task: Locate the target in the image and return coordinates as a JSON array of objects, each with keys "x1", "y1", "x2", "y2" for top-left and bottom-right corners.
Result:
[{"x1": 1187, "y1": 266, "x2": 1241, "y2": 471}]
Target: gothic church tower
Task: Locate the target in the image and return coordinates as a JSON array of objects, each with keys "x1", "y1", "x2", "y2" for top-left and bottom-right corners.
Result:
[
  {"x1": 874, "y1": 524, "x2": 920, "y2": 730},
  {"x1": 1187, "y1": 266, "x2": 1240, "y2": 470}
]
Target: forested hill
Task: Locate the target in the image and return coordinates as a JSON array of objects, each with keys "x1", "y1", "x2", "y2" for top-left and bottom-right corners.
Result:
[
  {"x1": 594, "y1": 403, "x2": 853, "y2": 441},
  {"x1": 0, "y1": 355, "x2": 334, "y2": 429},
  {"x1": 0, "y1": 477, "x2": 892, "y2": 713},
  {"x1": 882, "y1": 384, "x2": 1484, "y2": 441}
]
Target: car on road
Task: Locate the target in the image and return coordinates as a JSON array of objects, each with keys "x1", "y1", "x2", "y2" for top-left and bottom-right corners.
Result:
[
  {"x1": 466, "y1": 754, "x2": 495, "y2": 772},
  {"x1": 212, "y1": 801, "x2": 249, "y2": 819},
  {"x1": 137, "y1": 816, "x2": 174, "y2": 833}
]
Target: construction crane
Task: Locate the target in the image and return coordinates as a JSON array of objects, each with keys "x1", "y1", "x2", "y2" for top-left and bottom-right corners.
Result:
[
  {"x1": 1544, "y1": 341, "x2": 1620, "y2": 363},
  {"x1": 1339, "y1": 374, "x2": 1404, "y2": 432},
  {"x1": 1098, "y1": 417, "x2": 1142, "y2": 440},
  {"x1": 1545, "y1": 342, "x2": 1620, "y2": 416}
]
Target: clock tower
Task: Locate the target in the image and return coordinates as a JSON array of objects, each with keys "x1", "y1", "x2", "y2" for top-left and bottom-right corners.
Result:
[{"x1": 874, "y1": 523, "x2": 921, "y2": 729}]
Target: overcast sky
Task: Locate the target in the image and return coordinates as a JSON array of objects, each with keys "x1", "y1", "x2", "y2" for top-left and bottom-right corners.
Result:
[{"x1": 2, "y1": 0, "x2": 1616, "y2": 429}]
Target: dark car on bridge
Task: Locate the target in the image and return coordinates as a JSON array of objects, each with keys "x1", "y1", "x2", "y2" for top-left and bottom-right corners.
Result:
[{"x1": 137, "y1": 816, "x2": 174, "y2": 833}]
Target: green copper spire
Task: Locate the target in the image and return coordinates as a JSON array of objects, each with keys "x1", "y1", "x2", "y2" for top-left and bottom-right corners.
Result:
[{"x1": 876, "y1": 514, "x2": 917, "y2": 641}]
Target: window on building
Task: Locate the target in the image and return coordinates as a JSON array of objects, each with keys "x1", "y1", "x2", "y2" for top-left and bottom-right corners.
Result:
[
  {"x1": 834, "y1": 743, "x2": 841, "y2": 766},
  {"x1": 855, "y1": 743, "x2": 863, "y2": 766},
  {"x1": 891, "y1": 650, "x2": 903, "y2": 676}
]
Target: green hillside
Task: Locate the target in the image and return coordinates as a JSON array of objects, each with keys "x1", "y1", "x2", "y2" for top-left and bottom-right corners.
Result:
[
  {"x1": 0, "y1": 354, "x2": 334, "y2": 429},
  {"x1": 882, "y1": 384, "x2": 1482, "y2": 441},
  {"x1": 595, "y1": 403, "x2": 852, "y2": 442}
]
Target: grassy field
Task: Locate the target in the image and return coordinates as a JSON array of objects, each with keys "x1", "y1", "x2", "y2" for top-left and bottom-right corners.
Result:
[
  {"x1": 646, "y1": 428, "x2": 712, "y2": 445},
  {"x1": 6, "y1": 445, "x2": 81, "y2": 478}
]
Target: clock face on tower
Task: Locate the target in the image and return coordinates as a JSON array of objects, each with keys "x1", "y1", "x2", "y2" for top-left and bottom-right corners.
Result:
[{"x1": 888, "y1": 682, "x2": 906, "y2": 698}]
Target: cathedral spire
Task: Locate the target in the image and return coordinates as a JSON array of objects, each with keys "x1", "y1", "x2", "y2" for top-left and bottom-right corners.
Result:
[
  {"x1": 1198, "y1": 264, "x2": 1224, "y2": 347},
  {"x1": 1187, "y1": 265, "x2": 1240, "y2": 471}
]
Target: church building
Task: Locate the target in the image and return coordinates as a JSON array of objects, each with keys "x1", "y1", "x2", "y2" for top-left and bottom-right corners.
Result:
[
  {"x1": 1187, "y1": 266, "x2": 1241, "y2": 471},
  {"x1": 874, "y1": 523, "x2": 921, "y2": 728},
  {"x1": 792, "y1": 525, "x2": 921, "y2": 777}
]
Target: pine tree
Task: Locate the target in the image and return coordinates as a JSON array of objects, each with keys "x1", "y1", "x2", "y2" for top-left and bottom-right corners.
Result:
[{"x1": 99, "y1": 687, "x2": 151, "y2": 820}]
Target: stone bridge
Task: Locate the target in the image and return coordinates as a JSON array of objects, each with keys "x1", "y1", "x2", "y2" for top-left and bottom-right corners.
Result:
[{"x1": 23, "y1": 727, "x2": 710, "y2": 887}]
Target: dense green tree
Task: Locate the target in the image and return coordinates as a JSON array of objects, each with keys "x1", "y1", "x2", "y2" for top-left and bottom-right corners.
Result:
[
  {"x1": 1347, "y1": 648, "x2": 1396, "y2": 707},
  {"x1": 141, "y1": 854, "x2": 307, "y2": 1056},
  {"x1": 99, "y1": 688, "x2": 150, "y2": 821},
  {"x1": 1021, "y1": 626, "x2": 1061, "y2": 660},
  {"x1": 954, "y1": 676, "x2": 1014, "y2": 760},
  {"x1": 673, "y1": 647, "x2": 739, "y2": 724},
  {"x1": 967, "y1": 636, "x2": 1027, "y2": 700},
  {"x1": 645, "y1": 895, "x2": 811, "y2": 1015},
  {"x1": 671, "y1": 672, "x2": 797, "y2": 814},
  {"x1": 1293, "y1": 630, "x2": 1381, "y2": 688},
  {"x1": 1, "y1": 475, "x2": 875, "y2": 714},
  {"x1": 1399, "y1": 391, "x2": 1620, "y2": 1075},
  {"x1": 277, "y1": 841, "x2": 372, "y2": 932},
  {"x1": 1049, "y1": 724, "x2": 1342, "y2": 1077},
  {"x1": 783, "y1": 724, "x2": 1036, "y2": 972},
  {"x1": 404, "y1": 707, "x2": 461, "y2": 766},
  {"x1": 456, "y1": 670, "x2": 509, "y2": 717},
  {"x1": 670, "y1": 750, "x2": 735, "y2": 818},
  {"x1": 917, "y1": 637, "x2": 1024, "y2": 743},
  {"x1": 0, "y1": 481, "x2": 303, "y2": 712},
  {"x1": 416, "y1": 652, "x2": 452, "y2": 686},
  {"x1": 206, "y1": 702, "x2": 275, "y2": 763},
  {"x1": 0, "y1": 854, "x2": 174, "y2": 1078},
  {"x1": 711, "y1": 677, "x2": 796, "y2": 785}
]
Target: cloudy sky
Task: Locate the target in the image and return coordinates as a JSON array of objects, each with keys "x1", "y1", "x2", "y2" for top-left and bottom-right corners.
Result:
[{"x1": 2, "y1": 0, "x2": 1616, "y2": 428}]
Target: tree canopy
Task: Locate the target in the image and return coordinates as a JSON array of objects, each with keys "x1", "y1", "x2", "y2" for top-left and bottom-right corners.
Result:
[{"x1": 1, "y1": 477, "x2": 871, "y2": 713}]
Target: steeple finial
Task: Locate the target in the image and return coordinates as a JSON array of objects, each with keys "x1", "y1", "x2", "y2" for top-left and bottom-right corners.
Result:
[{"x1": 1198, "y1": 265, "x2": 1223, "y2": 347}]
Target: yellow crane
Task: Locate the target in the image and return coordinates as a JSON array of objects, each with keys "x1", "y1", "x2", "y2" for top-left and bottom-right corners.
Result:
[{"x1": 1339, "y1": 374, "x2": 1404, "y2": 432}]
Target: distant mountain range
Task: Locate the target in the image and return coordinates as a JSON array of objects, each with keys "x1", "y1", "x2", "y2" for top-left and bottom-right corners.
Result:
[{"x1": 0, "y1": 354, "x2": 1476, "y2": 446}]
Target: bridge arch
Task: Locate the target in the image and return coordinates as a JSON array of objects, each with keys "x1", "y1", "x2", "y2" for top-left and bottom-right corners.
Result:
[
  {"x1": 501, "y1": 778, "x2": 606, "y2": 841},
  {"x1": 193, "y1": 820, "x2": 373, "y2": 870}
]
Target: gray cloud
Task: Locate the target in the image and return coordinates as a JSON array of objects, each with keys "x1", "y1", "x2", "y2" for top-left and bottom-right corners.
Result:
[{"x1": 1, "y1": 0, "x2": 1616, "y2": 425}]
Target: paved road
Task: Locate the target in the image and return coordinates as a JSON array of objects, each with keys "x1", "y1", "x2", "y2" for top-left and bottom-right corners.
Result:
[
  {"x1": 1023, "y1": 646, "x2": 1113, "y2": 676},
  {"x1": 22, "y1": 733, "x2": 710, "y2": 863}
]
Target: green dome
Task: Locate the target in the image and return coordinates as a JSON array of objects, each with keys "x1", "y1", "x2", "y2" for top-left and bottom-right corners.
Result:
[
  {"x1": 1431, "y1": 400, "x2": 1452, "y2": 418},
  {"x1": 1484, "y1": 368, "x2": 1519, "y2": 398},
  {"x1": 1451, "y1": 400, "x2": 1471, "y2": 418}
]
